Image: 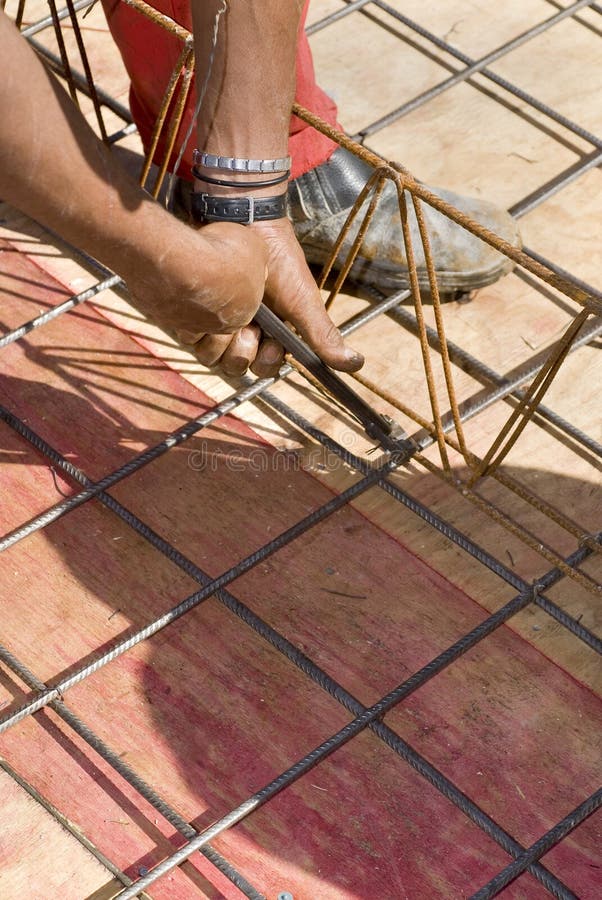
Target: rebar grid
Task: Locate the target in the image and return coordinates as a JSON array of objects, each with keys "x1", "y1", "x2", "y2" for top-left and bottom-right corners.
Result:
[
  {"x1": 0, "y1": 0, "x2": 600, "y2": 896},
  {"x1": 1, "y1": 399, "x2": 599, "y2": 900}
]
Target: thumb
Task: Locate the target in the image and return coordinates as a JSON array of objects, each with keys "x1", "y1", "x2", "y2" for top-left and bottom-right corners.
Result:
[
  {"x1": 286, "y1": 294, "x2": 365, "y2": 373},
  {"x1": 254, "y1": 217, "x2": 364, "y2": 372}
]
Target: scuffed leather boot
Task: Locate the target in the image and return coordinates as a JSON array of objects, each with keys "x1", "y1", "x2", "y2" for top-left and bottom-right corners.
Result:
[{"x1": 287, "y1": 147, "x2": 521, "y2": 292}]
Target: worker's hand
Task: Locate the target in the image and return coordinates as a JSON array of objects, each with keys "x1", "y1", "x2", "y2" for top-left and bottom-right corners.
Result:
[
  {"x1": 124, "y1": 219, "x2": 268, "y2": 337},
  {"x1": 190, "y1": 217, "x2": 365, "y2": 378}
]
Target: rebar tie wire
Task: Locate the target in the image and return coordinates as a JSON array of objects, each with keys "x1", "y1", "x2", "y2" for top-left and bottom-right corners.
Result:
[
  {"x1": 2, "y1": 265, "x2": 599, "y2": 587},
  {"x1": 2, "y1": 276, "x2": 598, "y2": 600}
]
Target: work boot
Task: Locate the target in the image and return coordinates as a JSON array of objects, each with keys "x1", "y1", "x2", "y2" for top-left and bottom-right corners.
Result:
[{"x1": 287, "y1": 147, "x2": 521, "y2": 292}]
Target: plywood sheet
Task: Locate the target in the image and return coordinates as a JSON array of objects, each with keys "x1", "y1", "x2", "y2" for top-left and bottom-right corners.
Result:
[
  {"x1": 1, "y1": 223, "x2": 600, "y2": 900},
  {"x1": 0, "y1": 767, "x2": 114, "y2": 899}
]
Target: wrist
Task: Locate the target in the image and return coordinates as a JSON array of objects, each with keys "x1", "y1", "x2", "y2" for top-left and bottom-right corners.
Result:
[
  {"x1": 190, "y1": 191, "x2": 288, "y2": 227},
  {"x1": 191, "y1": 148, "x2": 290, "y2": 199}
]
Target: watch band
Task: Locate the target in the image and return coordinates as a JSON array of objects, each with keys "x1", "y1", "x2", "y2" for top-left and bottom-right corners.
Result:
[
  {"x1": 193, "y1": 149, "x2": 292, "y2": 174},
  {"x1": 191, "y1": 192, "x2": 287, "y2": 225}
]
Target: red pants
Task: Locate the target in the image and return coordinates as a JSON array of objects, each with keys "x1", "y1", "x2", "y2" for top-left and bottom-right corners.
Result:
[{"x1": 101, "y1": 0, "x2": 340, "y2": 180}]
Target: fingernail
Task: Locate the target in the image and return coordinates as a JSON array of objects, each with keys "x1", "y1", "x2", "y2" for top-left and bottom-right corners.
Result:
[
  {"x1": 263, "y1": 344, "x2": 282, "y2": 364},
  {"x1": 345, "y1": 348, "x2": 364, "y2": 366}
]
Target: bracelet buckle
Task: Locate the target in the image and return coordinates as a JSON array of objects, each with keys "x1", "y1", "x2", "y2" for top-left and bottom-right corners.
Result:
[
  {"x1": 245, "y1": 196, "x2": 256, "y2": 225},
  {"x1": 192, "y1": 192, "x2": 287, "y2": 225}
]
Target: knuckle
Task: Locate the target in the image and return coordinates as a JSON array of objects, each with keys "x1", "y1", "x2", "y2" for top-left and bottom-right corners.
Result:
[
  {"x1": 222, "y1": 359, "x2": 249, "y2": 377},
  {"x1": 240, "y1": 324, "x2": 262, "y2": 345},
  {"x1": 323, "y1": 319, "x2": 343, "y2": 348}
]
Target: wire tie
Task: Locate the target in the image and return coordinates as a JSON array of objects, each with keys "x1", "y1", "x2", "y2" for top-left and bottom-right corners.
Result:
[
  {"x1": 50, "y1": 466, "x2": 70, "y2": 498},
  {"x1": 578, "y1": 532, "x2": 599, "y2": 550}
]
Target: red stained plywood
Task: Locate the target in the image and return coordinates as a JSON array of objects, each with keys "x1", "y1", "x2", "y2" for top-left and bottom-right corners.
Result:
[{"x1": 1, "y1": 242, "x2": 600, "y2": 898}]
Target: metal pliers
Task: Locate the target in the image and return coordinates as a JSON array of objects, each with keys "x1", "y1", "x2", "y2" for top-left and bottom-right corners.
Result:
[{"x1": 254, "y1": 304, "x2": 413, "y2": 456}]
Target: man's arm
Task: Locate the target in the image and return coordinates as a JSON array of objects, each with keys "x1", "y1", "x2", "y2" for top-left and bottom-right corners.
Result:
[
  {"x1": 0, "y1": 11, "x2": 267, "y2": 337},
  {"x1": 190, "y1": 1, "x2": 364, "y2": 378}
]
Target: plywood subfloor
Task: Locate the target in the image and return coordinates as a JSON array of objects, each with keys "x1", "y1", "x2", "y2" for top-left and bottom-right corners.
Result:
[
  {"x1": 0, "y1": 218, "x2": 600, "y2": 900},
  {"x1": 0, "y1": 765, "x2": 120, "y2": 899}
]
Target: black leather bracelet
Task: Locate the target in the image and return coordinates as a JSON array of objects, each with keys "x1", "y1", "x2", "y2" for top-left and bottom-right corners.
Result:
[
  {"x1": 192, "y1": 166, "x2": 290, "y2": 189},
  {"x1": 190, "y1": 192, "x2": 287, "y2": 225}
]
